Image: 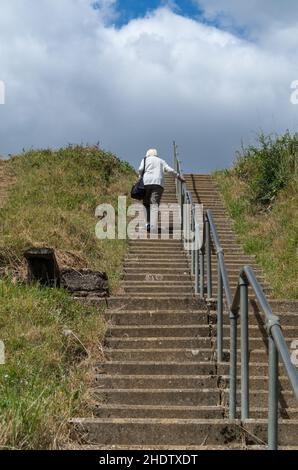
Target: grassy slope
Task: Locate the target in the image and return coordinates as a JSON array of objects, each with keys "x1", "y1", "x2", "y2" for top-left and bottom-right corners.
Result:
[
  {"x1": 214, "y1": 171, "x2": 298, "y2": 299},
  {"x1": 0, "y1": 145, "x2": 135, "y2": 290},
  {"x1": 0, "y1": 146, "x2": 135, "y2": 449}
]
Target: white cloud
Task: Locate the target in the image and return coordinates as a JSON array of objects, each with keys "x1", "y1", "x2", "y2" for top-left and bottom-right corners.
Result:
[
  {"x1": 196, "y1": 1, "x2": 298, "y2": 32},
  {"x1": 0, "y1": 1, "x2": 297, "y2": 170}
]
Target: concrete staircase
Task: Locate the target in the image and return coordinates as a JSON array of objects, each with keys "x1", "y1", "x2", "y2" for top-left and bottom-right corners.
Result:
[{"x1": 71, "y1": 174, "x2": 298, "y2": 450}]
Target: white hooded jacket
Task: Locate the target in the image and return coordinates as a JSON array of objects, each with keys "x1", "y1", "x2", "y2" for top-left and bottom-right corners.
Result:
[{"x1": 138, "y1": 149, "x2": 179, "y2": 188}]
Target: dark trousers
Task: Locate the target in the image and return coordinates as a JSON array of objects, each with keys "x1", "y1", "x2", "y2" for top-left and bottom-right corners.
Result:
[{"x1": 143, "y1": 184, "x2": 164, "y2": 225}]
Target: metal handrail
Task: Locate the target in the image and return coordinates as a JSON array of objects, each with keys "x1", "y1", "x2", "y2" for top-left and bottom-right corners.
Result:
[
  {"x1": 229, "y1": 265, "x2": 298, "y2": 449},
  {"x1": 173, "y1": 146, "x2": 298, "y2": 450},
  {"x1": 206, "y1": 209, "x2": 298, "y2": 449}
]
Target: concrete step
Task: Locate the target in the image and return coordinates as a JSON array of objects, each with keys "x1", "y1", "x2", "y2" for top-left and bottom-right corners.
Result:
[
  {"x1": 120, "y1": 293, "x2": 197, "y2": 299},
  {"x1": 70, "y1": 418, "x2": 298, "y2": 446},
  {"x1": 125, "y1": 258, "x2": 189, "y2": 264},
  {"x1": 123, "y1": 284, "x2": 194, "y2": 294},
  {"x1": 124, "y1": 273, "x2": 192, "y2": 281},
  {"x1": 90, "y1": 296, "x2": 203, "y2": 310},
  {"x1": 97, "y1": 361, "x2": 216, "y2": 376},
  {"x1": 219, "y1": 324, "x2": 298, "y2": 338},
  {"x1": 90, "y1": 388, "x2": 220, "y2": 406},
  {"x1": 128, "y1": 249, "x2": 187, "y2": 255},
  {"x1": 95, "y1": 374, "x2": 218, "y2": 389},
  {"x1": 104, "y1": 348, "x2": 213, "y2": 362},
  {"x1": 221, "y1": 348, "x2": 298, "y2": 363},
  {"x1": 128, "y1": 241, "x2": 183, "y2": 247},
  {"x1": 124, "y1": 267, "x2": 191, "y2": 274},
  {"x1": 220, "y1": 312, "x2": 298, "y2": 327},
  {"x1": 107, "y1": 325, "x2": 210, "y2": 338},
  {"x1": 69, "y1": 444, "x2": 298, "y2": 450},
  {"x1": 268, "y1": 300, "x2": 298, "y2": 313},
  {"x1": 105, "y1": 310, "x2": 208, "y2": 325},
  {"x1": 105, "y1": 337, "x2": 212, "y2": 349},
  {"x1": 92, "y1": 404, "x2": 224, "y2": 419},
  {"x1": 217, "y1": 362, "x2": 297, "y2": 377},
  {"x1": 222, "y1": 390, "x2": 298, "y2": 408},
  {"x1": 190, "y1": 272, "x2": 267, "y2": 283},
  {"x1": 126, "y1": 253, "x2": 187, "y2": 259},
  {"x1": 220, "y1": 375, "x2": 298, "y2": 391},
  {"x1": 219, "y1": 336, "x2": 297, "y2": 349}
]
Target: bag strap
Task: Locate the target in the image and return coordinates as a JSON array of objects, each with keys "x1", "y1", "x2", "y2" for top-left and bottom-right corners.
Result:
[{"x1": 141, "y1": 157, "x2": 147, "y2": 178}]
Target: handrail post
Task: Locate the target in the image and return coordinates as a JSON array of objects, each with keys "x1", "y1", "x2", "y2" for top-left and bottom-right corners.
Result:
[
  {"x1": 229, "y1": 309, "x2": 238, "y2": 419},
  {"x1": 173, "y1": 141, "x2": 178, "y2": 196},
  {"x1": 240, "y1": 275, "x2": 249, "y2": 420},
  {"x1": 199, "y1": 248, "x2": 204, "y2": 298},
  {"x1": 180, "y1": 183, "x2": 184, "y2": 233},
  {"x1": 205, "y1": 216, "x2": 212, "y2": 299},
  {"x1": 217, "y1": 265, "x2": 223, "y2": 363},
  {"x1": 195, "y1": 224, "x2": 199, "y2": 295},
  {"x1": 187, "y1": 195, "x2": 193, "y2": 260},
  {"x1": 268, "y1": 336, "x2": 278, "y2": 450},
  {"x1": 191, "y1": 207, "x2": 195, "y2": 276}
]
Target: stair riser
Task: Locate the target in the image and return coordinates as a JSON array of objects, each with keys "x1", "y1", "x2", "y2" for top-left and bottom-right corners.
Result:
[
  {"x1": 93, "y1": 407, "x2": 224, "y2": 419},
  {"x1": 71, "y1": 420, "x2": 298, "y2": 446},
  {"x1": 104, "y1": 350, "x2": 213, "y2": 361},
  {"x1": 106, "y1": 338, "x2": 212, "y2": 349},
  {"x1": 124, "y1": 268, "x2": 191, "y2": 274},
  {"x1": 220, "y1": 315, "x2": 298, "y2": 327},
  {"x1": 126, "y1": 255, "x2": 188, "y2": 260},
  {"x1": 123, "y1": 287, "x2": 194, "y2": 294},
  {"x1": 220, "y1": 377, "x2": 297, "y2": 391},
  {"x1": 99, "y1": 297, "x2": 203, "y2": 309},
  {"x1": 108, "y1": 326, "x2": 210, "y2": 338},
  {"x1": 105, "y1": 312, "x2": 208, "y2": 325},
  {"x1": 219, "y1": 338, "x2": 296, "y2": 349},
  {"x1": 97, "y1": 363, "x2": 216, "y2": 375},
  {"x1": 223, "y1": 392, "x2": 298, "y2": 408},
  {"x1": 95, "y1": 376, "x2": 218, "y2": 389},
  {"x1": 124, "y1": 274, "x2": 192, "y2": 281},
  {"x1": 91, "y1": 389, "x2": 220, "y2": 406}
]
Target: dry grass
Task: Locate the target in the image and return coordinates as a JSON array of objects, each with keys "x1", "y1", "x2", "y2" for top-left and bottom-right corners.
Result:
[
  {"x1": 0, "y1": 145, "x2": 136, "y2": 291},
  {"x1": 0, "y1": 145, "x2": 136, "y2": 449}
]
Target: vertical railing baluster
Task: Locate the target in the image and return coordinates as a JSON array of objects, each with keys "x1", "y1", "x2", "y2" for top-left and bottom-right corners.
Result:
[
  {"x1": 240, "y1": 275, "x2": 249, "y2": 420},
  {"x1": 191, "y1": 207, "x2": 195, "y2": 276},
  {"x1": 180, "y1": 182, "x2": 185, "y2": 234},
  {"x1": 229, "y1": 309, "x2": 238, "y2": 420},
  {"x1": 217, "y1": 265, "x2": 223, "y2": 363},
  {"x1": 268, "y1": 337, "x2": 278, "y2": 450},
  {"x1": 205, "y1": 216, "x2": 212, "y2": 299},
  {"x1": 194, "y1": 223, "x2": 200, "y2": 295},
  {"x1": 199, "y1": 248, "x2": 204, "y2": 298}
]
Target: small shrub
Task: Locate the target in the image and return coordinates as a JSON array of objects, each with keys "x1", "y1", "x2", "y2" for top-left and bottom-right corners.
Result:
[{"x1": 234, "y1": 131, "x2": 298, "y2": 209}]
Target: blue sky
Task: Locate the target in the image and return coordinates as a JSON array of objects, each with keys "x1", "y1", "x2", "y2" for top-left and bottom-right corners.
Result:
[{"x1": 113, "y1": 0, "x2": 202, "y2": 26}]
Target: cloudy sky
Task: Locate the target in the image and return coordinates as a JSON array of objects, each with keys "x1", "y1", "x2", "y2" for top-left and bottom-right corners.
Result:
[{"x1": 0, "y1": 0, "x2": 297, "y2": 171}]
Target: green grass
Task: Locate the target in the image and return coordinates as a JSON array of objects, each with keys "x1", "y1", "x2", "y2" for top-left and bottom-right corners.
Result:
[
  {"x1": 0, "y1": 145, "x2": 136, "y2": 449},
  {"x1": 0, "y1": 279, "x2": 106, "y2": 449},
  {"x1": 0, "y1": 145, "x2": 136, "y2": 291},
  {"x1": 214, "y1": 133, "x2": 298, "y2": 299}
]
